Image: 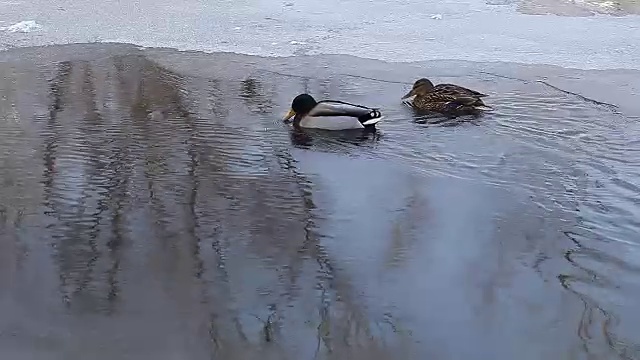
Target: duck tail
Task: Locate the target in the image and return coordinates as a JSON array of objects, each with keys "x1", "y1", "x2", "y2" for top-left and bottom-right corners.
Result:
[
  {"x1": 474, "y1": 104, "x2": 494, "y2": 111},
  {"x1": 362, "y1": 116, "x2": 384, "y2": 126},
  {"x1": 454, "y1": 96, "x2": 493, "y2": 111},
  {"x1": 443, "y1": 97, "x2": 493, "y2": 114},
  {"x1": 359, "y1": 109, "x2": 384, "y2": 126}
]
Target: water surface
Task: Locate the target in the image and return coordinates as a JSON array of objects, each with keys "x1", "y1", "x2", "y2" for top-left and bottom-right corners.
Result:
[{"x1": 1, "y1": 43, "x2": 640, "y2": 360}]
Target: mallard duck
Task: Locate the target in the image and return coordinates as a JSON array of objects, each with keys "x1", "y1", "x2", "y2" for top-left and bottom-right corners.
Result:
[
  {"x1": 283, "y1": 94, "x2": 384, "y2": 130},
  {"x1": 401, "y1": 78, "x2": 491, "y2": 117}
]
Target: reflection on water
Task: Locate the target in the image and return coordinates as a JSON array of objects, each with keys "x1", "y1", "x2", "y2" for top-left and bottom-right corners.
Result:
[
  {"x1": 288, "y1": 127, "x2": 381, "y2": 149},
  {"x1": 1, "y1": 44, "x2": 640, "y2": 360}
]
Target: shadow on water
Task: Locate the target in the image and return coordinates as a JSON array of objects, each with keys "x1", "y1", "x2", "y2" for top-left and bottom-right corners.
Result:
[
  {"x1": 409, "y1": 112, "x2": 486, "y2": 127},
  {"x1": 288, "y1": 127, "x2": 381, "y2": 150},
  {"x1": 1, "y1": 43, "x2": 640, "y2": 360}
]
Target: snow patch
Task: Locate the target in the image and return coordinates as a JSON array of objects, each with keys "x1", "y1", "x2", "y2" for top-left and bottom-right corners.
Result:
[{"x1": 2, "y1": 20, "x2": 42, "y2": 33}]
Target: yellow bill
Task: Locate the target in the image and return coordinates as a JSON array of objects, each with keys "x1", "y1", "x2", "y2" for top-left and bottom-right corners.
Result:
[{"x1": 283, "y1": 108, "x2": 296, "y2": 122}]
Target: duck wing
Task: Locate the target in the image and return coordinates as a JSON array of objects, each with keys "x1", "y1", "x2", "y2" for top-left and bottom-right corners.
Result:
[
  {"x1": 309, "y1": 100, "x2": 382, "y2": 123},
  {"x1": 410, "y1": 92, "x2": 457, "y2": 111},
  {"x1": 411, "y1": 92, "x2": 488, "y2": 113},
  {"x1": 417, "y1": 92, "x2": 459, "y2": 103},
  {"x1": 434, "y1": 83, "x2": 487, "y2": 98}
]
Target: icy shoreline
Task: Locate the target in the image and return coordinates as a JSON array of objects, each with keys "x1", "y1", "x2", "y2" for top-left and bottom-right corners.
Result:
[{"x1": 1, "y1": 0, "x2": 639, "y2": 70}]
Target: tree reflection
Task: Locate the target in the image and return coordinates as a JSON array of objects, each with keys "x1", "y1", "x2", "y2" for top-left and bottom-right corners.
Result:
[{"x1": 7, "y1": 48, "x2": 409, "y2": 359}]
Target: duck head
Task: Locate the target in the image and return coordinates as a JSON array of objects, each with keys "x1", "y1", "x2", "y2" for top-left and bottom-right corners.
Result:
[
  {"x1": 283, "y1": 93, "x2": 318, "y2": 122},
  {"x1": 401, "y1": 78, "x2": 435, "y2": 99}
]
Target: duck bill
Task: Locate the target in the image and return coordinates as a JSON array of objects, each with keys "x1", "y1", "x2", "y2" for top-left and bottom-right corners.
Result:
[
  {"x1": 283, "y1": 108, "x2": 296, "y2": 122},
  {"x1": 401, "y1": 88, "x2": 416, "y2": 100}
]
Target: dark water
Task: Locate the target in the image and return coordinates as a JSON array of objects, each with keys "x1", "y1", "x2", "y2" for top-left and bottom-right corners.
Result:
[{"x1": 1, "y1": 43, "x2": 640, "y2": 360}]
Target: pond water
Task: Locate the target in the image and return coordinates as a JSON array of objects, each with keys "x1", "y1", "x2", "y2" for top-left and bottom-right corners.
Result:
[{"x1": 0, "y1": 43, "x2": 639, "y2": 359}]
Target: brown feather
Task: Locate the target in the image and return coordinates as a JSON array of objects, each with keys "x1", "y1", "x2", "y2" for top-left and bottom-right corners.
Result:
[
  {"x1": 433, "y1": 83, "x2": 488, "y2": 98},
  {"x1": 403, "y1": 78, "x2": 490, "y2": 117}
]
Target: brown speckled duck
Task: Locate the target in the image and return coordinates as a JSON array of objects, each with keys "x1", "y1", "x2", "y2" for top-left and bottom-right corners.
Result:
[{"x1": 401, "y1": 78, "x2": 491, "y2": 117}]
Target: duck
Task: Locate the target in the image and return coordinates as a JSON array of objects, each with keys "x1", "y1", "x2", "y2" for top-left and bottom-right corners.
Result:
[
  {"x1": 401, "y1": 78, "x2": 491, "y2": 117},
  {"x1": 282, "y1": 94, "x2": 384, "y2": 130}
]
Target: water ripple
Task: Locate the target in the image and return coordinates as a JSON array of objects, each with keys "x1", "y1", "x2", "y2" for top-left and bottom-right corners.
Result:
[{"x1": 0, "y1": 45, "x2": 639, "y2": 360}]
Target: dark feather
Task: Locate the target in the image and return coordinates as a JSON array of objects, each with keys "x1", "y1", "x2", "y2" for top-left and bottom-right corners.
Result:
[
  {"x1": 450, "y1": 96, "x2": 485, "y2": 106},
  {"x1": 409, "y1": 92, "x2": 487, "y2": 116},
  {"x1": 434, "y1": 83, "x2": 488, "y2": 98}
]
